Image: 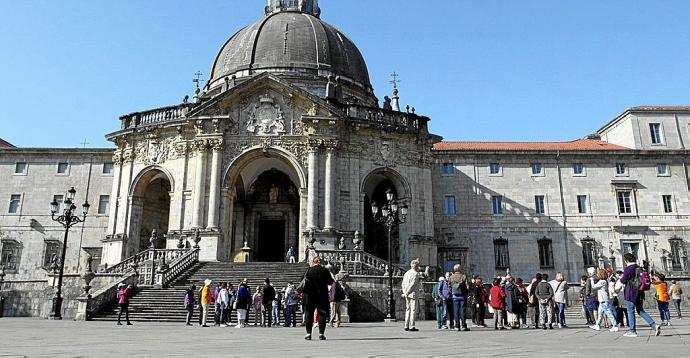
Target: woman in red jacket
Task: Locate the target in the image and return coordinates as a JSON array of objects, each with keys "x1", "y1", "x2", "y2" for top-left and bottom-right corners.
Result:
[{"x1": 490, "y1": 278, "x2": 506, "y2": 330}]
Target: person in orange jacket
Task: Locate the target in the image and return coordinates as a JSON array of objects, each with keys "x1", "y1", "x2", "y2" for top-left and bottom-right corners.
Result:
[{"x1": 200, "y1": 279, "x2": 214, "y2": 327}]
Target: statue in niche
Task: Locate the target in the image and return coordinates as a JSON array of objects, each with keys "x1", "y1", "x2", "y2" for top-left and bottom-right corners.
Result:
[{"x1": 269, "y1": 184, "x2": 280, "y2": 204}]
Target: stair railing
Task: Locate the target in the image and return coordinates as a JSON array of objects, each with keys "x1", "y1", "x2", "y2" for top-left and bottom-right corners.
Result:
[
  {"x1": 104, "y1": 249, "x2": 152, "y2": 274},
  {"x1": 76, "y1": 272, "x2": 138, "y2": 321},
  {"x1": 316, "y1": 249, "x2": 405, "y2": 277},
  {"x1": 155, "y1": 248, "x2": 200, "y2": 288}
]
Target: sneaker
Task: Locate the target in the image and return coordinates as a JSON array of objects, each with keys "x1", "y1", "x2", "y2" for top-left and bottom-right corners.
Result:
[
  {"x1": 441, "y1": 325, "x2": 449, "y2": 330},
  {"x1": 220, "y1": 324, "x2": 227, "y2": 327},
  {"x1": 404, "y1": 328, "x2": 409, "y2": 331},
  {"x1": 409, "y1": 327, "x2": 419, "y2": 332},
  {"x1": 654, "y1": 325, "x2": 661, "y2": 337},
  {"x1": 609, "y1": 326, "x2": 619, "y2": 332},
  {"x1": 304, "y1": 334, "x2": 311, "y2": 340},
  {"x1": 462, "y1": 327, "x2": 470, "y2": 332},
  {"x1": 589, "y1": 325, "x2": 601, "y2": 331},
  {"x1": 235, "y1": 324, "x2": 242, "y2": 328},
  {"x1": 623, "y1": 331, "x2": 638, "y2": 338},
  {"x1": 319, "y1": 334, "x2": 326, "y2": 340}
]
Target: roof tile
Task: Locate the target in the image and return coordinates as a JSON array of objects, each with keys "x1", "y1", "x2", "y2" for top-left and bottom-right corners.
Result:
[{"x1": 432, "y1": 139, "x2": 628, "y2": 152}]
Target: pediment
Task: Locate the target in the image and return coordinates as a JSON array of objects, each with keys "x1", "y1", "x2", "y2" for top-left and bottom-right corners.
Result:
[{"x1": 187, "y1": 74, "x2": 341, "y2": 137}]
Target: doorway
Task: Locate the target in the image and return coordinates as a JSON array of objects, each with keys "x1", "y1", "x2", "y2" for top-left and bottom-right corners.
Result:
[{"x1": 257, "y1": 219, "x2": 286, "y2": 262}]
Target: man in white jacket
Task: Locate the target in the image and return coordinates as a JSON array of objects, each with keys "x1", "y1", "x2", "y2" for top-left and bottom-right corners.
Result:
[{"x1": 401, "y1": 258, "x2": 423, "y2": 331}]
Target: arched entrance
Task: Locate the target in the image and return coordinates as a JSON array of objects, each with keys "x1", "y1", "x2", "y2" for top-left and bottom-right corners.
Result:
[
  {"x1": 361, "y1": 168, "x2": 411, "y2": 265},
  {"x1": 128, "y1": 167, "x2": 173, "y2": 256},
  {"x1": 223, "y1": 147, "x2": 306, "y2": 262}
]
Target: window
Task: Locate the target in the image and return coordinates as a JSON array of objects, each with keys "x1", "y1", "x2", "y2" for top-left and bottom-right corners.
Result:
[
  {"x1": 489, "y1": 163, "x2": 501, "y2": 175},
  {"x1": 617, "y1": 191, "x2": 632, "y2": 214},
  {"x1": 8, "y1": 194, "x2": 21, "y2": 214},
  {"x1": 657, "y1": 164, "x2": 670, "y2": 176},
  {"x1": 577, "y1": 195, "x2": 589, "y2": 214},
  {"x1": 97, "y1": 195, "x2": 110, "y2": 215},
  {"x1": 531, "y1": 163, "x2": 543, "y2": 175},
  {"x1": 615, "y1": 163, "x2": 627, "y2": 176},
  {"x1": 492, "y1": 195, "x2": 503, "y2": 215},
  {"x1": 438, "y1": 248, "x2": 468, "y2": 273},
  {"x1": 534, "y1": 195, "x2": 545, "y2": 214},
  {"x1": 581, "y1": 238, "x2": 596, "y2": 267},
  {"x1": 56, "y1": 162, "x2": 69, "y2": 175},
  {"x1": 662, "y1": 195, "x2": 673, "y2": 213},
  {"x1": 573, "y1": 163, "x2": 584, "y2": 175},
  {"x1": 538, "y1": 237, "x2": 554, "y2": 269},
  {"x1": 43, "y1": 241, "x2": 62, "y2": 269},
  {"x1": 442, "y1": 163, "x2": 454, "y2": 175},
  {"x1": 0, "y1": 240, "x2": 20, "y2": 271},
  {"x1": 102, "y1": 162, "x2": 114, "y2": 174},
  {"x1": 649, "y1": 123, "x2": 663, "y2": 144},
  {"x1": 14, "y1": 162, "x2": 27, "y2": 175},
  {"x1": 443, "y1": 195, "x2": 456, "y2": 215},
  {"x1": 494, "y1": 237, "x2": 509, "y2": 269},
  {"x1": 669, "y1": 238, "x2": 685, "y2": 271}
]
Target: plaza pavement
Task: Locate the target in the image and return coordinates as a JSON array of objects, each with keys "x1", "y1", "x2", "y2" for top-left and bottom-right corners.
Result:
[{"x1": 0, "y1": 318, "x2": 687, "y2": 357}]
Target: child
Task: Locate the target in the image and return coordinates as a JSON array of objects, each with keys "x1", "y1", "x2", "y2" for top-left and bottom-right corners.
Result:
[
  {"x1": 653, "y1": 274, "x2": 671, "y2": 326},
  {"x1": 489, "y1": 277, "x2": 506, "y2": 330}
]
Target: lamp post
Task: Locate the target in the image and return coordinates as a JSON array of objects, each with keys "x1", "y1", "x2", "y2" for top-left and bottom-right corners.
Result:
[
  {"x1": 49, "y1": 187, "x2": 90, "y2": 320},
  {"x1": 371, "y1": 188, "x2": 407, "y2": 322}
]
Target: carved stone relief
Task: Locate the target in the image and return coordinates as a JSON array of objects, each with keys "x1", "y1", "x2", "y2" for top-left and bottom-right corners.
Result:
[{"x1": 245, "y1": 94, "x2": 287, "y2": 136}]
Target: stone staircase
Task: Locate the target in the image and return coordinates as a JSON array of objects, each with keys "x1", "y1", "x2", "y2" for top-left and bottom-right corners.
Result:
[{"x1": 91, "y1": 262, "x2": 309, "y2": 323}]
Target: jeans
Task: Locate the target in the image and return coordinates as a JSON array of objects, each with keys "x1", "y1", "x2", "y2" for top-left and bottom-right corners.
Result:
[
  {"x1": 672, "y1": 299, "x2": 682, "y2": 318},
  {"x1": 285, "y1": 304, "x2": 297, "y2": 327},
  {"x1": 272, "y1": 305, "x2": 280, "y2": 325},
  {"x1": 185, "y1": 304, "x2": 194, "y2": 324},
  {"x1": 658, "y1": 301, "x2": 671, "y2": 322},
  {"x1": 445, "y1": 298, "x2": 454, "y2": 327},
  {"x1": 556, "y1": 302, "x2": 566, "y2": 326},
  {"x1": 219, "y1": 305, "x2": 227, "y2": 325},
  {"x1": 626, "y1": 300, "x2": 656, "y2": 333},
  {"x1": 435, "y1": 300, "x2": 447, "y2": 328},
  {"x1": 596, "y1": 300, "x2": 617, "y2": 327},
  {"x1": 452, "y1": 296, "x2": 467, "y2": 329}
]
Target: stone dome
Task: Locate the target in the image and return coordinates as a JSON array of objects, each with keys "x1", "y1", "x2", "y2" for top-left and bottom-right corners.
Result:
[{"x1": 207, "y1": 9, "x2": 374, "y2": 103}]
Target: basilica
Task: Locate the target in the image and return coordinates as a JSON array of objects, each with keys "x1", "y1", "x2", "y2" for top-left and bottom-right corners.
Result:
[{"x1": 1, "y1": 0, "x2": 689, "y2": 318}]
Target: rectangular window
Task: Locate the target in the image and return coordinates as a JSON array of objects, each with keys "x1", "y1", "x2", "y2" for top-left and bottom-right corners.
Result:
[
  {"x1": 442, "y1": 163, "x2": 454, "y2": 175},
  {"x1": 573, "y1": 163, "x2": 584, "y2": 175},
  {"x1": 43, "y1": 241, "x2": 62, "y2": 268},
  {"x1": 577, "y1": 195, "x2": 589, "y2": 214},
  {"x1": 56, "y1": 162, "x2": 69, "y2": 174},
  {"x1": 8, "y1": 194, "x2": 21, "y2": 214},
  {"x1": 494, "y1": 238, "x2": 509, "y2": 269},
  {"x1": 98, "y1": 195, "x2": 110, "y2": 215},
  {"x1": 650, "y1": 123, "x2": 663, "y2": 144},
  {"x1": 0, "y1": 241, "x2": 20, "y2": 271},
  {"x1": 670, "y1": 239, "x2": 684, "y2": 271},
  {"x1": 582, "y1": 239, "x2": 596, "y2": 267},
  {"x1": 615, "y1": 163, "x2": 627, "y2": 176},
  {"x1": 442, "y1": 195, "x2": 456, "y2": 215},
  {"x1": 662, "y1": 195, "x2": 673, "y2": 213},
  {"x1": 489, "y1": 163, "x2": 501, "y2": 175},
  {"x1": 492, "y1": 195, "x2": 503, "y2": 215},
  {"x1": 617, "y1": 191, "x2": 632, "y2": 214},
  {"x1": 438, "y1": 248, "x2": 468, "y2": 273},
  {"x1": 14, "y1": 162, "x2": 27, "y2": 175},
  {"x1": 531, "y1": 163, "x2": 543, "y2": 175},
  {"x1": 102, "y1": 163, "x2": 114, "y2": 174},
  {"x1": 534, "y1": 195, "x2": 545, "y2": 214},
  {"x1": 538, "y1": 238, "x2": 554, "y2": 269},
  {"x1": 657, "y1": 163, "x2": 670, "y2": 176}
]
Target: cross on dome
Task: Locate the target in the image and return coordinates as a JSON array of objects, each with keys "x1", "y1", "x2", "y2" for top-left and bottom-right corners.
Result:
[{"x1": 266, "y1": 0, "x2": 321, "y2": 17}]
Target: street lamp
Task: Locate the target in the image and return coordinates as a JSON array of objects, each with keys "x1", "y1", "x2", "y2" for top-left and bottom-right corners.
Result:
[
  {"x1": 371, "y1": 187, "x2": 408, "y2": 322},
  {"x1": 49, "y1": 187, "x2": 90, "y2": 320}
]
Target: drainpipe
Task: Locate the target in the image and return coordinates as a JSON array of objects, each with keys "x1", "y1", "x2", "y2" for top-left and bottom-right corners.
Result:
[{"x1": 556, "y1": 151, "x2": 572, "y2": 281}]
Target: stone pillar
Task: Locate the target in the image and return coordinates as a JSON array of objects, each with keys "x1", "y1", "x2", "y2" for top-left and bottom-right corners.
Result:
[
  {"x1": 324, "y1": 146, "x2": 336, "y2": 231},
  {"x1": 207, "y1": 139, "x2": 223, "y2": 229},
  {"x1": 306, "y1": 146, "x2": 320, "y2": 230},
  {"x1": 191, "y1": 140, "x2": 208, "y2": 229}
]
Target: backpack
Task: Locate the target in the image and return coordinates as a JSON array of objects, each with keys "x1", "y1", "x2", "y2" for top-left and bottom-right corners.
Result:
[
  {"x1": 451, "y1": 280, "x2": 469, "y2": 296},
  {"x1": 630, "y1": 267, "x2": 651, "y2": 292}
]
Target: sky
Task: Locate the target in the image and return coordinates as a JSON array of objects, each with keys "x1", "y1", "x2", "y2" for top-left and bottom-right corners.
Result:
[{"x1": 1, "y1": 0, "x2": 690, "y2": 148}]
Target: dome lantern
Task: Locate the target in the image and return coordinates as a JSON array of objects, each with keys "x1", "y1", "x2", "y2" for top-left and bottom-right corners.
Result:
[{"x1": 266, "y1": 0, "x2": 321, "y2": 18}]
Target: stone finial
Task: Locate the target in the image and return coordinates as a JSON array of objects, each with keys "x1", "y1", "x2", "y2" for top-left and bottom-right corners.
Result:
[
  {"x1": 177, "y1": 235, "x2": 186, "y2": 250},
  {"x1": 193, "y1": 228, "x2": 201, "y2": 249},
  {"x1": 338, "y1": 236, "x2": 346, "y2": 250},
  {"x1": 382, "y1": 96, "x2": 392, "y2": 110},
  {"x1": 80, "y1": 253, "x2": 96, "y2": 297}
]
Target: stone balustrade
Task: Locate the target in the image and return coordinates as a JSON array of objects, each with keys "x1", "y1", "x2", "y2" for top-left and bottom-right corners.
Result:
[
  {"x1": 317, "y1": 249, "x2": 405, "y2": 277},
  {"x1": 119, "y1": 103, "x2": 193, "y2": 129},
  {"x1": 346, "y1": 104, "x2": 429, "y2": 133}
]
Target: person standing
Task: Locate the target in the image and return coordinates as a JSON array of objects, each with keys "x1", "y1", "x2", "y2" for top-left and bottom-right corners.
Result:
[
  {"x1": 444, "y1": 272, "x2": 454, "y2": 329},
  {"x1": 669, "y1": 280, "x2": 683, "y2": 320},
  {"x1": 550, "y1": 272, "x2": 568, "y2": 328},
  {"x1": 329, "y1": 281, "x2": 345, "y2": 328},
  {"x1": 516, "y1": 278, "x2": 529, "y2": 328},
  {"x1": 226, "y1": 283, "x2": 236, "y2": 326},
  {"x1": 401, "y1": 259, "x2": 424, "y2": 332},
  {"x1": 620, "y1": 253, "x2": 659, "y2": 338},
  {"x1": 489, "y1": 278, "x2": 506, "y2": 330},
  {"x1": 252, "y1": 286, "x2": 263, "y2": 326},
  {"x1": 284, "y1": 282, "x2": 298, "y2": 327},
  {"x1": 652, "y1": 274, "x2": 671, "y2": 326},
  {"x1": 184, "y1": 284, "x2": 196, "y2": 326},
  {"x1": 302, "y1": 256, "x2": 334, "y2": 340},
  {"x1": 216, "y1": 283, "x2": 230, "y2": 327},
  {"x1": 536, "y1": 273, "x2": 554, "y2": 330},
  {"x1": 200, "y1": 279, "x2": 213, "y2": 327},
  {"x1": 527, "y1": 273, "x2": 542, "y2": 329},
  {"x1": 286, "y1": 246, "x2": 296, "y2": 263},
  {"x1": 235, "y1": 280, "x2": 251, "y2": 328},
  {"x1": 448, "y1": 264, "x2": 470, "y2": 332},
  {"x1": 432, "y1": 276, "x2": 450, "y2": 329},
  {"x1": 472, "y1": 276, "x2": 487, "y2": 328},
  {"x1": 116, "y1": 283, "x2": 132, "y2": 326},
  {"x1": 262, "y1": 278, "x2": 276, "y2": 327},
  {"x1": 590, "y1": 269, "x2": 618, "y2": 332}
]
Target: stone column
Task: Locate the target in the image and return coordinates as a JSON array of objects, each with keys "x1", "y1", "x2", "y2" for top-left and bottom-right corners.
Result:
[
  {"x1": 207, "y1": 139, "x2": 223, "y2": 229},
  {"x1": 306, "y1": 146, "x2": 320, "y2": 230},
  {"x1": 191, "y1": 140, "x2": 208, "y2": 229},
  {"x1": 324, "y1": 146, "x2": 337, "y2": 231}
]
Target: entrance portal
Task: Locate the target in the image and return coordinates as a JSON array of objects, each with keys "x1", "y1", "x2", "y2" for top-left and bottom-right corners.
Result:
[{"x1": 257, "y1": 219, "x2": 286, "y2": 262}]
